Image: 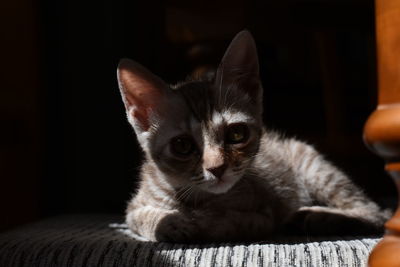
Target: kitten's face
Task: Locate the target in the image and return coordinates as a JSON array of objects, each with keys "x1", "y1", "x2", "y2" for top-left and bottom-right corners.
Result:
[
  {"x1": 149, "y1": 82, "x2": 262, "y2": 194},
  {"x1": 118, "y1": 30, "x2": 262, "y2": 194}
]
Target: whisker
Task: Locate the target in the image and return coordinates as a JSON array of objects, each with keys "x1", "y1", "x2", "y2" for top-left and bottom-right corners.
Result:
[
  {"x1": 176, "y1": 183, "x2": 199, "y2": 203},
  {"x1": 174, "y1": 185, "x2": 192, "y2": 202},
  {"x1": 191, "y1": 175, "x2": 204, "y2": 182}
]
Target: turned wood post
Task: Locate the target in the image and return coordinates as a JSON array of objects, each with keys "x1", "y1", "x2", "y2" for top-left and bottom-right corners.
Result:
[{"x1": 365, "y1": 0, "x2": 400, "y2": 266}]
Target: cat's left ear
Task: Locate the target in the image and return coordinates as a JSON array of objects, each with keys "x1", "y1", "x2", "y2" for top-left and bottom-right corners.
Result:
[{"x1": 215, "y1": 30, "x2": 261, "y2": 101}]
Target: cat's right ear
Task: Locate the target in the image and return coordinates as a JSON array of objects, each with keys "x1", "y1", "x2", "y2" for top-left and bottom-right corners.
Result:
[{"x1": 117, "y1": 58, "x2": 167, "y2": 132}]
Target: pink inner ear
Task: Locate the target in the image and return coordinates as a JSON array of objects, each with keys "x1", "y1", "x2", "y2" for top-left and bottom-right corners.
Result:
[
  {"x1": 122, "y1": 76, "x2": 163, "y2": 131},
  {"x1": 121, "y1": 73, "x2": 161, "y2": 107},
  {"x1": 117, "y1": 59, "x2": 166, "y2": 131}
]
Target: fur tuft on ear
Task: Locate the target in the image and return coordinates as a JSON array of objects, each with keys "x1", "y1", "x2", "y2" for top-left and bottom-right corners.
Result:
[
  {"x1": 117, "y1": 58, "x2": 167, "y2": 132},
  {"x1": 215, "y1": 30, "x2": 261, "y2": 102}
]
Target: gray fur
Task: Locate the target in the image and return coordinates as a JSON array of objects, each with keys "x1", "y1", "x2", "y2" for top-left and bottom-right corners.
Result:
[{"x1": 118, "y1": 31, "x2": 391, "y2": 243}]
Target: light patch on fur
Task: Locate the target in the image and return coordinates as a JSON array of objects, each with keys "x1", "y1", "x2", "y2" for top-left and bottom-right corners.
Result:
[
  {"x1": 127, "y1": 107, "x2": 137, "y2": 129},
  {"x1": 127, "y1": 108, "x2": 152, "y2": 150},
  {"x1": 211, "y1": 110, "x2": 255, "y2": 127},
  {"x1": 211, "y1": 112, "x2": 224, "y2": 126},
  {"x1": 222, "y1": 110, "x2": 255, "y2": 125}
]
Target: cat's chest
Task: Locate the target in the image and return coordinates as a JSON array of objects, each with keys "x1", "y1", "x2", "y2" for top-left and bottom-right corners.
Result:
[{"x1": 195, "y1": 177, "x2": 269, "y2": 212}]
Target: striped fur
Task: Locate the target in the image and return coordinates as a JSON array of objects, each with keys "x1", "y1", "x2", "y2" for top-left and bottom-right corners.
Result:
[{"x1": 118, "y1": 31, "x2": 391, "y2": 243}]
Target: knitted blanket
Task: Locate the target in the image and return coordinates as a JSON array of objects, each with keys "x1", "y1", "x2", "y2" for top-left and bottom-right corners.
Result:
[{"x1": 0, "y1": 214, "x2": 379, "y2": 266}]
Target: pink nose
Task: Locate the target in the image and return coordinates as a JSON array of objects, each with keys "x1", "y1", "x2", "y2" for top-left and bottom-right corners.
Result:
[{"x1": 207, "y1": 164, "x2": 227, "y2": 179}]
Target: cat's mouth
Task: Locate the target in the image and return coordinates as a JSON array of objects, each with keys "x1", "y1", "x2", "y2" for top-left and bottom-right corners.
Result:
[
  {"x1": 204, "y1": 173, "x2": 240, "y2": 194},
  {"x1": 210, "y1": 176, "x2": 227, "y2": 187}
]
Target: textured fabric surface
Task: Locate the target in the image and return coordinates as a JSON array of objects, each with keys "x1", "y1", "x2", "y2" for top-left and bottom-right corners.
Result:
[{"x1": 0, "y1": 214, "x2": 379, "y2": 267}]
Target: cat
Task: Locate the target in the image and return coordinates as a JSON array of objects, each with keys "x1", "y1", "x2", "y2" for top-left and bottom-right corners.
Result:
[{"x1": 117, "y1": 30, "x2": 391, "y2": 243}]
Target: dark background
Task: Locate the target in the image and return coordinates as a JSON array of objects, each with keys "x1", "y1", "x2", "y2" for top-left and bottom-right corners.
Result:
[{"x1": 0, "y1": 0, "x2": 396, "y2": 231}]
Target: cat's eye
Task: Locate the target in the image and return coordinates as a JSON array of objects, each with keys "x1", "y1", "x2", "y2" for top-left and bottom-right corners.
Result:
[
  {"x1": 226, "y1": 124, "x2": 249, "y2": 144},
  {"x1": 170, "y1": 135, "x2": 195, "y2": 157}
]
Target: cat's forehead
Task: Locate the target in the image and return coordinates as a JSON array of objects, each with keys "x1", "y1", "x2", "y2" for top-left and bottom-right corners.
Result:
[
  {"x1": 188, "y1": 109, "x2": 254, "y2": 132},
  {"x1": 174, "y1": 80, "x2": 215, "y2": 122},
  {"x1": 174, "y1": 79, "x2": 252, "y2": 122},
  {"x1": 170, "y1": 79, "x2": 258, "y2": 141}
]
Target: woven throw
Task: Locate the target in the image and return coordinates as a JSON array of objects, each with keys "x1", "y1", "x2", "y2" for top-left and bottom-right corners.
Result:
[{"x1": 0, "y1": 214, "x2": 379, "y2": 267}]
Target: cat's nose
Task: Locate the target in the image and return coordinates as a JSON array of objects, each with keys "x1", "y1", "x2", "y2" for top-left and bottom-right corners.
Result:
[{"x1": 207, "y1": 164, "x2": 227, "y2": 179}]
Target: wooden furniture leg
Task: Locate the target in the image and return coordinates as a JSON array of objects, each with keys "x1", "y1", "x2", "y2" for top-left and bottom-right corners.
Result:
[{"x1": 364, "y1": 0, "x2": 400, "y2": 266}]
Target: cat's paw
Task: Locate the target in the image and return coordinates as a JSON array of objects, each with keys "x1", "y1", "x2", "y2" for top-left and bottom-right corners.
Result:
[{"x1": 155, "y1": 213, "x2": 200, "y2": 243}]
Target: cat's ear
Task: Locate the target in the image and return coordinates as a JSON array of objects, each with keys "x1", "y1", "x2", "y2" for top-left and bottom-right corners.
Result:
[
  {"x1": 215, "y1": 30, "x2": 261, "y2": 101},
  {"x1": 117, "y1": 58, "x2": 168, "y2": 132}
]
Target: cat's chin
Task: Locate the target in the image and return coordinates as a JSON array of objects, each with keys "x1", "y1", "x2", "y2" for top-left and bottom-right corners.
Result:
[{"x1": 203, "y1": 175, "x2": 240, "y2": 194}]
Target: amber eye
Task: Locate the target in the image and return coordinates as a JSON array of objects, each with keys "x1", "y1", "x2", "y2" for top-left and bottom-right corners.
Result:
[
  {"x1": 170, "y1": 136, "x2": 195, "y2": 157},
  {"x1": 226, "y1": 124, "x2": 249, "y2": 144}
]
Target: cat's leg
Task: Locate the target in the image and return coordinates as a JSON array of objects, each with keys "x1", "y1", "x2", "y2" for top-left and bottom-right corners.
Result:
[
  {"x1": 127, "y1": 205, "x2": 274, "y2": 243},
  {"x1": 288, "y1": 206, "x2": 390, "y2": 235},
  {"x1": 304, "y1": 170, "x2": 391, "y2": 234},
  {"x1": 290, "y1": 142, "x2": 392, "y2": 235},
  {"x1": 126, "y1": 204, "x2": 201, "y2": 242}
]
